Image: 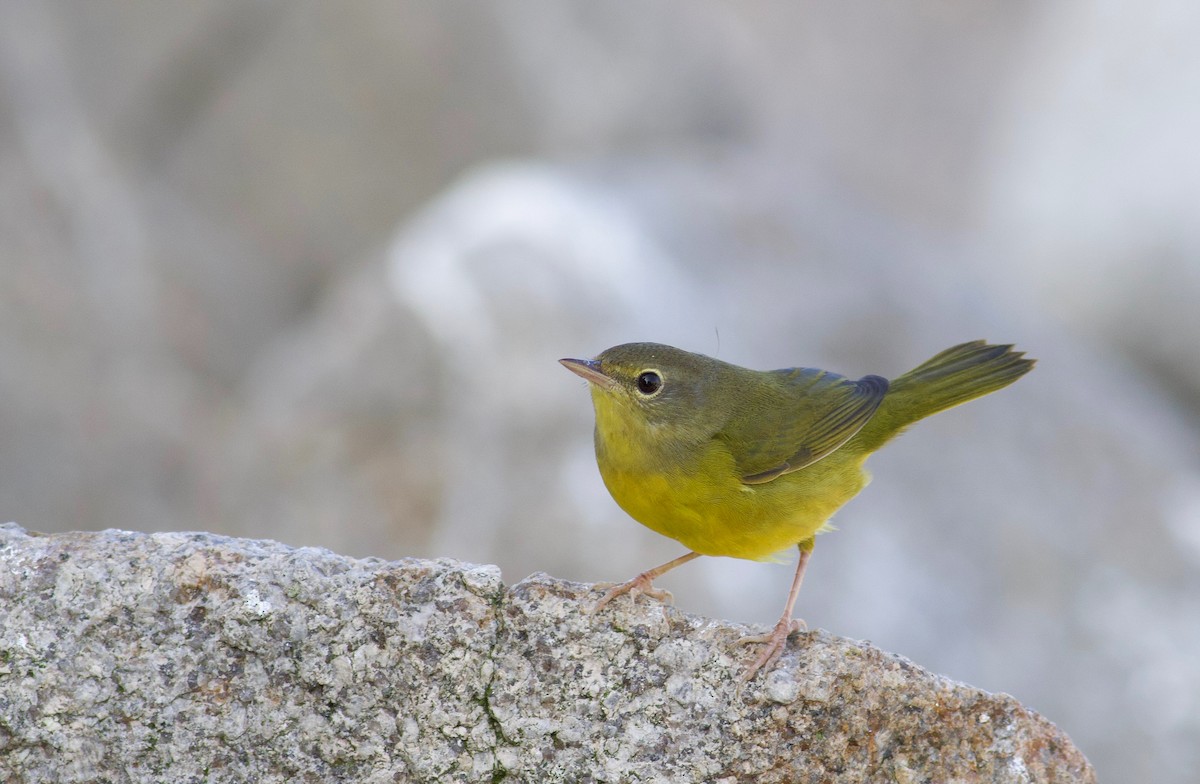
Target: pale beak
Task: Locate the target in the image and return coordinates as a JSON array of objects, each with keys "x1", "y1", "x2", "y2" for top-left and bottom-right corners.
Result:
[{"x1": 559, "y1": 358, "x2": 620, "y2": 391}]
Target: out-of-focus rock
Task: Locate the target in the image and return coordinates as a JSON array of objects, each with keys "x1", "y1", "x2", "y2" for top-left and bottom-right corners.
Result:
[
  {"x1": 0, "y1": 524, "x2": 1094, "y2": 782},
  {"x1": 981, "y1": 0, "x2": 1200, "y2": 410}
]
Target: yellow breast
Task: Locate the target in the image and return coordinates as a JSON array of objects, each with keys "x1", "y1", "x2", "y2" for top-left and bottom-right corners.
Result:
[{"x1": 594, "y1": 416, "x2": 867, "y2": 561}]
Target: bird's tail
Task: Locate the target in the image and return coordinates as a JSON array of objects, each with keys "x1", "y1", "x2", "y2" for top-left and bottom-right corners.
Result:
[{"x1": 853, "y1": 341, "x2": 1034, "y2": 452}]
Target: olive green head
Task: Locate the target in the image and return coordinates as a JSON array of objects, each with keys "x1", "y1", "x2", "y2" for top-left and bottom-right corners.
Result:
[{"x1": 559, "y1": 342, "x2": 730, "y2": 440}]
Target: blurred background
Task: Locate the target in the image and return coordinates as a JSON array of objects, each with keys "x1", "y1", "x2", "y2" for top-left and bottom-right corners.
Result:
[{"x1": 3, "y1": 2, "x2": 1199, "y2": 780}]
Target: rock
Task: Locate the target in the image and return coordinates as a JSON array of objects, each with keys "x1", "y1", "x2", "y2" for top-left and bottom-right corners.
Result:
[{"x1": 0, "y1": 524, "x2": 1094, "y2": 783}]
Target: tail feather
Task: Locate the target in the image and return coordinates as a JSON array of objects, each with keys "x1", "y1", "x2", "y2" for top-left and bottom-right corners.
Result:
[{"x1": 853, "y1": 341, "x2": 1034, "y2": 452}]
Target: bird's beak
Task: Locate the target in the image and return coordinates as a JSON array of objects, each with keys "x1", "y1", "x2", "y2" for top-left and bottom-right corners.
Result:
[{"x1": 559, "y1": 358, "x2": 620, "y2": 391}]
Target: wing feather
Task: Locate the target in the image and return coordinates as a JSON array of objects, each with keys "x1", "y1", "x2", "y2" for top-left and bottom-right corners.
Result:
[{"x1": 729, "y1": 369, "x2": 889, "y2": 485}]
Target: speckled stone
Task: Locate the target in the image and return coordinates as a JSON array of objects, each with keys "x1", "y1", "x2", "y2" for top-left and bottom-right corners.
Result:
[{"x1": 0, "y1": 524, "x2": 1094, "y2": 782}]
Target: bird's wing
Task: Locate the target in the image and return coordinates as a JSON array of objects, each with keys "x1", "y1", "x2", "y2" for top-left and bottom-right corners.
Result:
[{"x1": 729, "y1": 369, "x2": 889, "y2": 484}]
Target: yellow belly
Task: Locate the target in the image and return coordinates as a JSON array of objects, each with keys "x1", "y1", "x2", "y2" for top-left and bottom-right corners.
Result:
[{"x1": 597, "y1": 443, "x2": 868, "y2": 561}]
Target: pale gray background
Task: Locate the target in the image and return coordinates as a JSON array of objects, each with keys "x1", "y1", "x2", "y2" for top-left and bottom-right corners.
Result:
[{"x1": 3, "y1": 3, "x2": 1199, "y2": 782}]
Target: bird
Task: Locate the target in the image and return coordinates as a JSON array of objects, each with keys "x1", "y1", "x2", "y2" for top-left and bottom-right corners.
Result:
[{"x1": 560, "y1": 340, "x2": 1034, "y2": 683}]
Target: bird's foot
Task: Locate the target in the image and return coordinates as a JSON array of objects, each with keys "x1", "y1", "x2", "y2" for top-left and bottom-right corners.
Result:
[
  {"x1": 590, "y1": 572, "x2": 674, "y2": 614},
  {"x1": 735, "y1": 616, "x2": 807, "y2": 685}
]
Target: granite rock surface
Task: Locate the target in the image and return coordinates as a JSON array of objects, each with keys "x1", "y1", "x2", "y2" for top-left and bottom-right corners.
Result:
[{"x1": 0, "y1": 524, "x2": 1094, "y2": 783}]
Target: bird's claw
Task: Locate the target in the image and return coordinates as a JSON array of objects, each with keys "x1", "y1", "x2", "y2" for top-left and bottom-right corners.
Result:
[
  {"x1": 590, "y1": 574, "x2": 674, "y2": 614},
  {"x1": 736, "y1": 617, "x2": 806, "y2": 686}
]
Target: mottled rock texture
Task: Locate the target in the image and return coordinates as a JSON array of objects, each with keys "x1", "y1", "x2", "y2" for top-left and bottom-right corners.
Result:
[{"x1": 0, "y1": 524, "x2": 1093, "y2": 783}]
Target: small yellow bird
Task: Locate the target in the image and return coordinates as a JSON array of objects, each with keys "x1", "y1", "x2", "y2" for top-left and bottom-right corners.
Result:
[{"x1": 561, "y1": 340, "x2": 1034, "y2": 682}]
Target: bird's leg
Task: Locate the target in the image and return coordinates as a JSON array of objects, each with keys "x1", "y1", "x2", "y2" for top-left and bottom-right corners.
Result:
[
  {"x1": 736, "y1": 538, "x2": 814, "y2": 684},
  {"x1": 591, "y1": 551, "x2": 702, "y2": 613}
]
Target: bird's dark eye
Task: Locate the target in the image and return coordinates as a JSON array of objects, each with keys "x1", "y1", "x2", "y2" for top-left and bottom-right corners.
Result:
[{"x1": 636, "y1": 371, "x2": 663, "y2": 395}]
